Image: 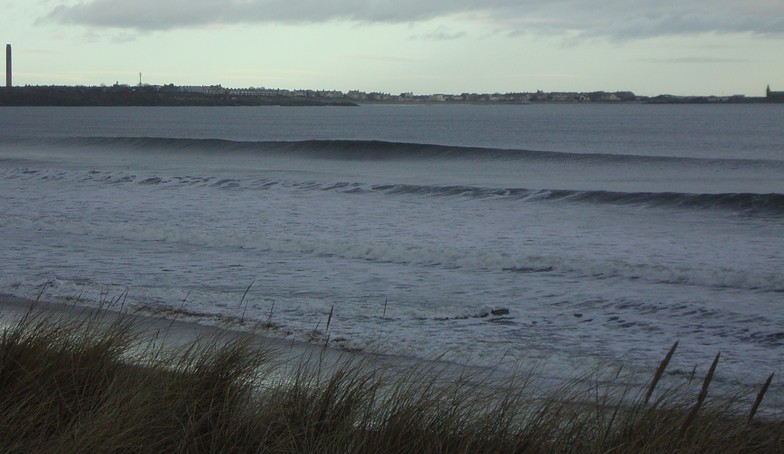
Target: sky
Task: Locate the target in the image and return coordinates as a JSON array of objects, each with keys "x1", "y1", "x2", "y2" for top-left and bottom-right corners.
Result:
[{"x1": 2, "y1": 0, "x2": 783, "y2": 96}]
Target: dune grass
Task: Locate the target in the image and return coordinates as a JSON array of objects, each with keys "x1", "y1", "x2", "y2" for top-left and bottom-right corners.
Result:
[{"x1": 0, "y1": 306, "x2": 781, "y2": 453}]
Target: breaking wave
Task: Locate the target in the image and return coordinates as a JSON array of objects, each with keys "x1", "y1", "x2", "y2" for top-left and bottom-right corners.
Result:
[
  {"x1": 369, "y1": 184, "x2": 784, "y2": 214},
  {"x1": 3, "y1": 166, "x2": 783, "y2": 215}
]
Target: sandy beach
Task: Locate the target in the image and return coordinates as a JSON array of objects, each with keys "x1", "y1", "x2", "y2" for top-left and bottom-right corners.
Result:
[
  {"x1": 0, "y1": 293, "x2": 490, "y2": 387},
  {"x1": 0, "y1": 293, "x2": 360, "y2": 371}
]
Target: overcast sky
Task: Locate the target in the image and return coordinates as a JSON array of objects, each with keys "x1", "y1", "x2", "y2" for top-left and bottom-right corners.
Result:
[{"x1": 3, "y1": 0, "x2": 783, "y2": 95}]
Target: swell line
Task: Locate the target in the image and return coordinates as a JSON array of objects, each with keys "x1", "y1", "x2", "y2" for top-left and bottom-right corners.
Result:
[
  {"x1": 4, "y1": 136, "x2": 782, "y2": 167},
  {"x1": 370, "y1": 184, "x2": 784, "y2": 214}
]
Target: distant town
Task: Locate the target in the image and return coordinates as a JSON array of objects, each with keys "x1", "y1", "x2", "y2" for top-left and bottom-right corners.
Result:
[
  {"x1": 3, "y1": 44, "x2": 784, "y2": 106},
  {"x1": 2, "y1": 82, "x2": 784, "y2": 107}
]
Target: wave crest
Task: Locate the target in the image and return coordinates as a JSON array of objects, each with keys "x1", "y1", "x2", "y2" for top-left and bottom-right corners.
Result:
[
  {"x1": 8, "y1": 136, "x2": 783, "y2": 166},
  {"x1": 3, "y1": 166, "x2": 782, "y2": 215}
]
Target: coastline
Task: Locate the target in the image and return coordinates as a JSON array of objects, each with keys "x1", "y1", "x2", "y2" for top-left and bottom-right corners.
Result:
[
  {"x1": 0, "y1": 293, "x2": 494, "y2": 384},
  {"x1": 0, "y1": 293, "x2": 353, "y2": 368},
  {"x1": 0, "y1": 86, "x2": 359, "y2": 107},
  {"x1": 2, "y1": 85, "x2": 781, "y2": 107}
]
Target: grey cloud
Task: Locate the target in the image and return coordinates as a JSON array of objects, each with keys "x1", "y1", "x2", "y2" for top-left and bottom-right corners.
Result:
[
  {"x1": 413, "y1": 26, "x2": 468, "y2": 41},
  {"x1": 44, "y1": 0, "x2": 490, "y2": 28},
  {"x1": 45, "y1": 0, "x2": 784, "y2": 40}
]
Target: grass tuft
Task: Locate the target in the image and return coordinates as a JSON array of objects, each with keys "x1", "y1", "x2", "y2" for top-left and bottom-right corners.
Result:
[{"x1": 0, "y1": 305, "x2": 781, "y2": 453}]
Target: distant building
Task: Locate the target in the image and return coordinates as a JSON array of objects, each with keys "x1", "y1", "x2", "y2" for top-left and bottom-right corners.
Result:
[
  {"x1": 179, "y1": 85, "x2": 225, "y2": 95},
  {"x1": 226, "y1": 87, "x2": 281, "y2": 97},
  {"x1": 766, "y1": 85, "x2": 784, "y2": 102},
  {"x1": 5, "y1": 44, "x2": 11, "y2": 88},
  {"x1": 346, "y1": 90, "x2": 366, "y2": 100}
]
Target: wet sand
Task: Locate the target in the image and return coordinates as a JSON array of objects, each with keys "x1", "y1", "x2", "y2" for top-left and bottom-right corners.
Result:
[{"x1": 0, "y1": 293, "x2": 354, "y2": 368}]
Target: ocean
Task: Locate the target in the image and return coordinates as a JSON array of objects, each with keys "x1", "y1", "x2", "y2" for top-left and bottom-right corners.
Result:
[{"x1": 1, "y1": 104, "x2": 782, "y2": 401}]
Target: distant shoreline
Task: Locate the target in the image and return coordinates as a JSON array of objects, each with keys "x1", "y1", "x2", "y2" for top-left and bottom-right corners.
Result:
[
  {"x1": 0, "y1": 86, "x2": 359, "y2": 107},
  {"x1": 2, "y1": 85, "x2": 782, "y2": 107}
]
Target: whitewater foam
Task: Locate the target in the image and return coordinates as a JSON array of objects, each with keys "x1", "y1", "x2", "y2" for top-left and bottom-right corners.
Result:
[{"x1": 3, "y1": 166, "x2": 783, "y2": 215}]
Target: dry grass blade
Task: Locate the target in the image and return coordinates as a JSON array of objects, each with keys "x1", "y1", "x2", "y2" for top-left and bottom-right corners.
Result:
[
  {"x1": 324, "y1": 305, "x2": 334, "y2": 348},
  {"x1": 679, "y1": 351, "x2": 720, "y2": 439},
  {"x1": 748, "y1": 372, "x2": 774, "y2": 425},
  {"x1": 239, "y1": 280, "x2": 255, "y2": 323},
  {"x1": 645, "y1": 340, "x2": 678, "y2": 406}
]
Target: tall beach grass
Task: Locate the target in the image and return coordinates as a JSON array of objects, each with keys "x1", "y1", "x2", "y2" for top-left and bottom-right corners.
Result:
[{"x1": 0, "y1": 305, "x2": 781, "y2": 453}]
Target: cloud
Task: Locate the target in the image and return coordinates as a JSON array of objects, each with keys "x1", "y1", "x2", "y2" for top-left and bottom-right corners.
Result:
[
  {"x1": 412, "y1": 26, "x2": 468, "y2": 41},
  {"x1": 44, "y1": 0, "x2": 784, "y2": 41}
]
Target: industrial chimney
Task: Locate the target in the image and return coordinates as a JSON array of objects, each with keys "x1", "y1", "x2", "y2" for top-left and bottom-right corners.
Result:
[{"x1": 5, "y1": 44, "x2": 10, "y2": 88}]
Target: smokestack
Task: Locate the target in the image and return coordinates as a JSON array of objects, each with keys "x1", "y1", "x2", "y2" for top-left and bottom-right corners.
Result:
[{"x1": 5, "y1": 44, "x2": 10, "y2": 88}]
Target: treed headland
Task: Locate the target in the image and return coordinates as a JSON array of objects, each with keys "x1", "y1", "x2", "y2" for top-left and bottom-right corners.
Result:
[{"x1": 1, "y1": 83, "x2": 783, "y2": 107}]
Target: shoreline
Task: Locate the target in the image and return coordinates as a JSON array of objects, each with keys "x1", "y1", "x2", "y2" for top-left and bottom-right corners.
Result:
[
  {"x1": 3, "y1": 85, "x2": 783, "y2": 106},
  {"x1": 0, "y1": 293, "x2": 353, "y2": 368},
  {"x1": 3, "y1": 292, "x2": 779, "y2": 408},
  {"x1": 0, "y1": 293, "x2": 497, "y2": 384}
]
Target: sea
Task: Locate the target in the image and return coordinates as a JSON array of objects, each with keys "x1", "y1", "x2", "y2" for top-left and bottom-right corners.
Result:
[{"x1": 1, "y1": 104, "x2": 782, "y2": 403}]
